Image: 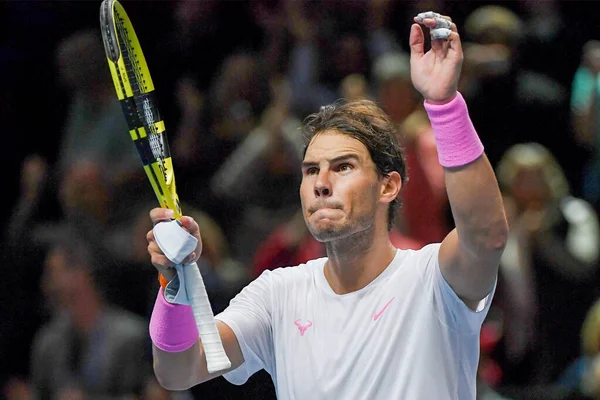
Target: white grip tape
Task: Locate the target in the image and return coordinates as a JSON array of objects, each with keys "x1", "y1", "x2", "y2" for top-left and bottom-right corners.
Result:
[
  {"x1": 153, "y1": 220, "x2": 231, "y2": 373},
  {"x1": 183, "y1": 262, "x2": 231, "y2": 373}
]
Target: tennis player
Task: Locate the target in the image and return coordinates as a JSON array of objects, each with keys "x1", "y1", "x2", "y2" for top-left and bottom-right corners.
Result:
[{"x1": 147, "y1": 12, "x2": 508, "y2": 399}]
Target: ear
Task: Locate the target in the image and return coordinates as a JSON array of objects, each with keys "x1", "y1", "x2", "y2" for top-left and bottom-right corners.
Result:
[{"x1": 380, "y1": 171, "x2": 402, "y2": 205}]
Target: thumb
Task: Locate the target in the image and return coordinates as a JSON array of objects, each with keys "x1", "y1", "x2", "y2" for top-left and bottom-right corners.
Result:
[{"x1": 409, "y1": 23, "x2": 425, "y2": 59}]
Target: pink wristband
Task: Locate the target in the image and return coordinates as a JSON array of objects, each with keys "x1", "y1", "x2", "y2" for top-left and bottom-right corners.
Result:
[
  {"x1": 423, "y1": 92, "x2": 484, "y2": 168},
  {"x1": 149, "y1": 288, "x2": 199, "y2": 352}
]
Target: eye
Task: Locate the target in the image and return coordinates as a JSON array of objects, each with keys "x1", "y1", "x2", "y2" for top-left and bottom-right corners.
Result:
[
  {"x1": 305, "y1": 167, "x2": 319, "y2": 175},
  {"x1": 337, "y1": 164, "x2": 353, "y2": 173}
]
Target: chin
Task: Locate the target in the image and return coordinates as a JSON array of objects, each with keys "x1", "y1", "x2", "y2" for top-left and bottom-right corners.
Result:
[{"x1": 308, "y1": 223, "x2": 353, "y2": 243}]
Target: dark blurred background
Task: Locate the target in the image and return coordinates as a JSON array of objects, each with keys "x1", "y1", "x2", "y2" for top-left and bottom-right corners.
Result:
[{"x1": 3, "y1": 0, "x2": 600, "y2": 399}]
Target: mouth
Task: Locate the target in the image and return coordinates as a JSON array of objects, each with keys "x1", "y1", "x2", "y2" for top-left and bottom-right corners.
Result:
[
  {"x1": 310, "y1": 208, "x2": 343, "y2": 221},
  {"x1": 309, "y1": 204, "x2": 342, "y2": 214}
]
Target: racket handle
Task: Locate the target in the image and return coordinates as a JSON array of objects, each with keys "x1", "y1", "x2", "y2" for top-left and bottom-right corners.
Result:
[{"x1": 182, "y1": 262, "x2": 232, "y2": 373}]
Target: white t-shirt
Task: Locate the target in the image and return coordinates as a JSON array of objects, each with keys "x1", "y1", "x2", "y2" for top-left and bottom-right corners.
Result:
[{"x1": 215, "y1": 243, "x2": 495, "y2": 400}]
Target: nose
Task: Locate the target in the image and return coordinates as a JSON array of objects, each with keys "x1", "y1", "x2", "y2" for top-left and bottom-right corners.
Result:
[{"x1": 314, "y1": 170, "x2": 332, "y2": 197}]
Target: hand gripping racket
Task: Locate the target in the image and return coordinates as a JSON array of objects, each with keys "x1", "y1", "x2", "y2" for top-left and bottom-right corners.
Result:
[{"x1": 99, "y1": 0, "x2": 231, "y2": 373}]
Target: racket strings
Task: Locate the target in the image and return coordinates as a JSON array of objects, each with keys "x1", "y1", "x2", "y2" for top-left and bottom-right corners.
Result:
[{"x1": 115, "y1": 11, "x2": 168, "y2": 179}]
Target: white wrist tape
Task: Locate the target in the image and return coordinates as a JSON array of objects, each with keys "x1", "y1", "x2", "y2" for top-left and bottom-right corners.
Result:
[
  {"x1": 416, "y1": 11, "x2": 452, "y2": 40},
  {"x1": 153, "y1": 219, "x2": 198, "y2": 265}
]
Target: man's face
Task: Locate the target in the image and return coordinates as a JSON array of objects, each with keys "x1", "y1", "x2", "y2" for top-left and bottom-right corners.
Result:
[
  {"x1": 42, "y1": 247, "x2": 81, "y2": 311},
  {"x1": 300, "y1": 130, "x2": 382, "y2": 242},
  {"x1": 510, "y1": 167, "x2": 552, "y2": 211}
]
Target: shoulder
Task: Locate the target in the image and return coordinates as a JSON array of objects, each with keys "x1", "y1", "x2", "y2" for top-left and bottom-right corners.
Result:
[
  {"x1": 261, "y1": 257, "x2": 326, "y2": 279},
  {"x1": 402, "y1": 243, "x2": 441, "y2": 262},
  {"x1": 250, "y1": 258, "x2": 327, "y2": 289},
  {"x1": 517, "y1": 70, "x2": 567, "y2": 106},
  {"x1": 560, "y1": 196, "x2": 599, "y2": 223},
  {"x1": 31, "y1": 317, "x2": 68, "y2": 356},
  {"x1": 103, "y1": 307, "x2": 147, "y2": 340}
]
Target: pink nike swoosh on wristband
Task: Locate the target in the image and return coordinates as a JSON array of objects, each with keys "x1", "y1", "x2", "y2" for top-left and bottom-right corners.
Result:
[{"x1": 373, "y1": 297, "x2": 395, "y2": 321}]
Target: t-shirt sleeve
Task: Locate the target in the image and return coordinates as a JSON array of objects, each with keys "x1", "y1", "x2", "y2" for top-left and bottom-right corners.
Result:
[
  {"x1": 419, "y1": 243, "x2": 496, "y2": 334},
  {"x1": 214, "y1": 270, "x2": 275, "y2": 385}
]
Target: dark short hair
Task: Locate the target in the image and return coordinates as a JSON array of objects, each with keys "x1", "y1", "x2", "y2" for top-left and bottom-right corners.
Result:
[
  {"x1": 302, "y1": 99, "x2": 408, "y2": 230},
  {"x1": 45, "y1": 221, "x2": 115, "y2": 292}
]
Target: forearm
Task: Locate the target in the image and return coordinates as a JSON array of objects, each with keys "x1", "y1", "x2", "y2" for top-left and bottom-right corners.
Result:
[
  {"x1": 149, "y1": 288, "x2": 204, "y2": 390},
  {"x1": 425, "y1": 93, "x2": 507, "y2": 302},
  {"x1": 425, "y1": 93, "x2": 507, "y2": 256},
  {"x1": 153, "y1": 342, "x2": 204, "y2": 390},
  {"x1": 445, "y1": 155, "x2": 507, "y2": 258}
]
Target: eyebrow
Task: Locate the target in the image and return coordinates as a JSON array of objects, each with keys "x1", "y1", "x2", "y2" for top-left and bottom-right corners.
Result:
[{"x1": 301, "y1": 153, "x2": 361, "y2": 169}]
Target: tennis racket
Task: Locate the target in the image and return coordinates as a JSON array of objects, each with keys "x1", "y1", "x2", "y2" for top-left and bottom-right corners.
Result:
[{"x1": 99, "y1": 0, "x2": 231, "y2": 373}]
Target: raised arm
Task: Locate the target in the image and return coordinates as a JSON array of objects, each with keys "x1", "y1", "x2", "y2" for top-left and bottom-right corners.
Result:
[
  {"x1": 409, "y1": 13, "x2": 508, "y2": 308},
  {"x1": 147, "y1": 208, "x2": 244, "y2": 389}
]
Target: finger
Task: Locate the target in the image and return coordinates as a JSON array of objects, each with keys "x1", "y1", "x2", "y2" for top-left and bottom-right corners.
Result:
[
  {"x1": 431, "y1": 28, "x2": 452, "y2": 41},
  {"x1": 146, "y1": 229, "x2": 155, "y2": 244},
  {"x1": 183, "y1": 252, "x2": 197, "y2": 265},
  {"x1": 409, "y1": 23, "x2": 425, "y2": 59},
  {"x1": 149, "y1": 207, "x2": 175, "y2": 225},
  {"x1": 446, "y1": 31, "x2": 463, "y2": 58},
  {"x1": 415, "y1": 11, "x2": 440, "y2": 23},
  {"x1": 430, "y1": 29, "x2": 445, "y2": 54},
  {"x1": 179, "y1": 215, "x2": 199, "y2": 236},
  {"x1": 419, "y1": 17, "x2": 451, "y2": 28},
  {"x1": 431, "y1": 22, "x2": 459, "y2": 53},
  {"x1": 147, "y1": 242, "x2": 174, "y2": 267},
  {"x1": 425, "y1": 18, "x2": 452, "y2": 30}
]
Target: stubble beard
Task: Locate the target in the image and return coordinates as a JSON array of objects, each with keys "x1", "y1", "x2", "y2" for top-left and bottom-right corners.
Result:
[{"x1": 307, "y1": 213, "x2": 375, "y2": 252}]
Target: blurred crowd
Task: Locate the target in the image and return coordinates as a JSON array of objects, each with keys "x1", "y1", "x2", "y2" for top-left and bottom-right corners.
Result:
[{"x1": 2, "y1": 0, "x2": 600, "y2": 399}]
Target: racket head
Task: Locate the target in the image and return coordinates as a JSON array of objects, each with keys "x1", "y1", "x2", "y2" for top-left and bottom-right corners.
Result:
[{"x1": 100, "y1": 0, "x2": 182, "y2": 219}]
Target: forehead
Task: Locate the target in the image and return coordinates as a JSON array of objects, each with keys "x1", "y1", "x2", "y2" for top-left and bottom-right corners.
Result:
[{"x1": 304, "y1": 130, "x2": 371, "y2": 162}]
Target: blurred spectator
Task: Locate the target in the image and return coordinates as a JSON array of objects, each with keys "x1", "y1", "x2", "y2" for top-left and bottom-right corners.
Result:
[
  {"x1": 5, "y1": 2, "x2": 600, "y2": 399},
  {"x1": 516, "y1": 0, "x2": 578, "y2": 88},
  {"x1": 478, "y1": 317, "x2": 509, "y2": 399},
  {"x1": 169, "y1": 51, "x2": 274, "y2": 238},
  {"x1": 185, "y1": 206, "x2": 250, "y2": 314},
  {"x1": 210, "y1": 76, "x2": 303, "y2": 264},
  {"x1": 372, "y1": 51, "x2": 450, "y2": 245},
  {"x1": 252, "y1": 209, "x2": 325, "y2": 278},
  {"x1": 493, "y1": 143, "x2": 600, "y2": 386},
  {"x1": 340, "y1": 73, "x2": 372, "y2": 103},
  {"x1": 54, "y1": 29, "x2": 139, "y2": 180},
  {"x1": 396, "y1": 108, "x2": 450, "y2": 245},
  {"x1": 287, "y1": 0, "x2": 391, "y2": 117},
  {"x1": 125, "y1": 202, "x2": 249, "y2": 315},
  {"x1": 372, "y1": 51, "x2": 420, "y2": 126},
  {"x1": 559, "y1": 298, "x2": 600, "y2": 395},
  {"x1": 571, "y1": 40, "x2": 600, "y2": 208},
  {"x1": 459, "y1": 5, "x2": 573, "y2": 177},
  {"x1": 29, "y1": 223, "x2": 151, "y2": 398},
  {"x1": 1, "y1": 157, "x2": 120, "y2": 391}
]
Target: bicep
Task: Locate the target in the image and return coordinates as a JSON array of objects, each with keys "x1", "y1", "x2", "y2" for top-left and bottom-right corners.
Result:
[{"x1": 439, "y1": 229, "x2": 499, "y2": 310}]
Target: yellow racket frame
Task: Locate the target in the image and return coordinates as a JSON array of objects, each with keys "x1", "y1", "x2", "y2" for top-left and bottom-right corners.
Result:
[{"x1": 101, "y1": 0, "x2": 182, "y2": 219}]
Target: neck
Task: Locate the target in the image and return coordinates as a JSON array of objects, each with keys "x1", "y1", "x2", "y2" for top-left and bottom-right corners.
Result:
[
  {"x1": 324, "y1": 223, "x2": 397, "y2": 294},
  {"x1": 69, "y1": 289, "x2": 103, "y2": 334}
]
